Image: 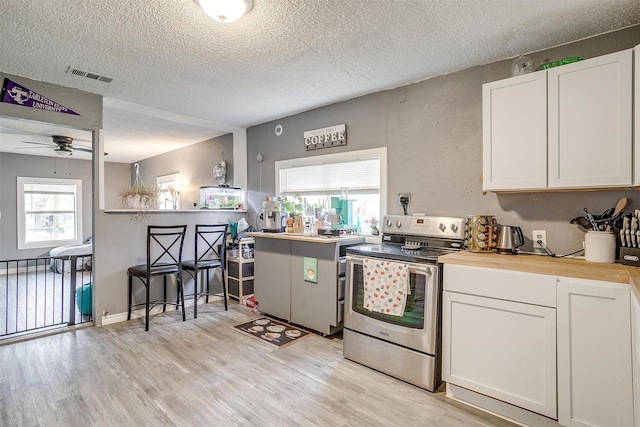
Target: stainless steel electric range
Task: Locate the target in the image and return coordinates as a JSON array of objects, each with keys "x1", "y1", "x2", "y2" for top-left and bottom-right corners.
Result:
[{"x1": 343, "y1": 214, "x2": 466, "y2": 391}]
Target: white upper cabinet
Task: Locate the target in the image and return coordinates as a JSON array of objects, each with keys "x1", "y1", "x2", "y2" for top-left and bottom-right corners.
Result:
[
  {"x1": 482, "y1": 72, "x2": 547, "y2": 191},
  {"x1": 483, "y1": 48, "x2": 633, "y2": 191},
  {"x1": 548, "y1": 49, "x2": 633, "y2": 189}
]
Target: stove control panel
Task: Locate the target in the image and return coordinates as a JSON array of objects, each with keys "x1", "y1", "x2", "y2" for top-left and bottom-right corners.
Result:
[{"x1": 382, "y1": 215, "x2": 466, "y2": 239}]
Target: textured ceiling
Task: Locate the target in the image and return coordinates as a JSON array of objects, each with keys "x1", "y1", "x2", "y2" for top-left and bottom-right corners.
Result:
[{"x1": 1, "y1": 0, "x2": 639, "y2": 162}]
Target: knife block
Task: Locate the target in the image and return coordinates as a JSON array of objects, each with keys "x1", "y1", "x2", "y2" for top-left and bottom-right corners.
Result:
[{"x1": 619, "y1": 247, "x2": 640, "y2": 266}]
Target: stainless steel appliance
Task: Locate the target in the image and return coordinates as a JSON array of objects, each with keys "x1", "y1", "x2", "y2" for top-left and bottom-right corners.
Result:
[
  {"x1": 260, "y1": 199, "x2": 284, "y2": 232},
  {"x1": 344, "y1": 214, "x2": 466, "y2": 391},
  {"x1": 495, "y1": 225, "x2": 524, "y2": 254}
]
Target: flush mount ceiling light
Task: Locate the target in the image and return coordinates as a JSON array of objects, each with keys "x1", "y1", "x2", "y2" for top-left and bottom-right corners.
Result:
[{"x1": 198, "y1": 0, "x2": 253, "y2": 23}]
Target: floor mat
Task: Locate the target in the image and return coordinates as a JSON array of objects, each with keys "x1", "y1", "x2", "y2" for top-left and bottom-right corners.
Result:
[{"x1": 233, "y1": 317, "x2": 311, "y2": 348}]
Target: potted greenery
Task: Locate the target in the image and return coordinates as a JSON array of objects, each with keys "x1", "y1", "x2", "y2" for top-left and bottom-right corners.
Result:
[
  {"x1": 118, "y1": 185, "x2": 159, "y2": 211},
  {"x1": 278, "y1": 194, "x2": 304, "y2": 217},
  {"x1": 118, "y1": 163, "x2": 159, "y2": 216}
]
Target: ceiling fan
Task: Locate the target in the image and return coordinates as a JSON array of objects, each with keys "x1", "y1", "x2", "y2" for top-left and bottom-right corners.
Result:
[{"x1": 19, "y1": 135, "x2": 107, "y2": 156}]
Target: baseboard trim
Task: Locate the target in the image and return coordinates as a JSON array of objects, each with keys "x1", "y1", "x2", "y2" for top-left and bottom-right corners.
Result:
[
  {"x1": 100, "y1": 295, "x2": 224, "y2": 326},
  {"x1": 445, "y1": 383, "x2": 559, "y2": 427}
]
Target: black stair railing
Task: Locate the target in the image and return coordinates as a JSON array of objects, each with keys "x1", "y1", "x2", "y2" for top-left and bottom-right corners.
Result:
[{"x1": 0, "y1": 255, "x2": 93, "y2": 338}]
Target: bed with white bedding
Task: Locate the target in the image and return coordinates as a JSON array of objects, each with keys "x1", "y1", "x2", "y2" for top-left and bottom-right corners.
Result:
[{"x1": 49, "y1": 239, "x2": 92, "y2": 273}]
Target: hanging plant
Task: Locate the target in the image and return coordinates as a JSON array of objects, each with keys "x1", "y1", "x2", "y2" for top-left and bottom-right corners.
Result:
[{"x1": 118, "y1": 163, "x2": 159, "y2": 219}]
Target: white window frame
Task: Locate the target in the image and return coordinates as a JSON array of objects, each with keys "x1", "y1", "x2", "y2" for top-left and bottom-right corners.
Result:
[
  {"x1": 17, "y1": 177, "x2": 83, "y2": 250},
  {"x1": 275, "y1": 147, "x2": 387, "y2": 221},
  {"x1": 156, "y1": 173, "x2": 181, "y2": 210}
]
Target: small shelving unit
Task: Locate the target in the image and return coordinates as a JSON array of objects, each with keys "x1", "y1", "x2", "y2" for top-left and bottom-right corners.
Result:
[{"x1": 226, "y1": 238, "x2": 254, "y2": 303}]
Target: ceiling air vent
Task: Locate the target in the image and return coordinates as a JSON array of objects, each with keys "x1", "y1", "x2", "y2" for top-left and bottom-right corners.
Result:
[{"x1": 66, "y1": 66, "x2": 113, "y2": 83}]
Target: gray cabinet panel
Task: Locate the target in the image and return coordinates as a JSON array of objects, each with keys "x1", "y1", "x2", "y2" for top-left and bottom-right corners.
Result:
[
  {"x1": 290, "y1": 241, "x2": 340, "y2": 334},
  {"x1": 254, "y1": 238, "x2": 291, "y2": 321}
]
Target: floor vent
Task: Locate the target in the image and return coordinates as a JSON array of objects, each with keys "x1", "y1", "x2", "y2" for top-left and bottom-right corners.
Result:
[{"x1": 66, "y1": 66, "x2": 113, "y2": 83}]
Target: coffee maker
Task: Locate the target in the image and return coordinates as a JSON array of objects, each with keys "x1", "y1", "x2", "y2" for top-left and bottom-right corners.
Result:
[{"x1": 261, "y1": 199, "x2": 284, "y2": 232}]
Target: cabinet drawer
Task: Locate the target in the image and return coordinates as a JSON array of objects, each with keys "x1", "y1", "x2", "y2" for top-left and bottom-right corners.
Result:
[
  {"x1": 228, "y1": 261, "x2": 254, "y2": 278},
  {"x1": 444, "y1": 264, "x2": 556, "y2": 307},
  {"x1": 228, "y1": 278, "x2": 254, "y2": 297}
]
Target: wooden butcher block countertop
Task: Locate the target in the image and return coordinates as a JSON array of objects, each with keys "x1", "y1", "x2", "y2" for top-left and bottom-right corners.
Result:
[
  {"x1": 438, "y1": 251, "x2": 640, "y2": 298},
  {"x1": 247, "y1": 231, "x2": 364, "y2": 244}
]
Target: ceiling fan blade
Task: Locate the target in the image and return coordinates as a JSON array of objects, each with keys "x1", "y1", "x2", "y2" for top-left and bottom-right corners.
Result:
[
  {"x1": 15, "y1": 146, "x2": 51, "y2": 150},
  {"x1": 69, "y1": 145, "x2": 109, "y2": 156},
  {"x1": 70, "y1": 144, "x2": 92, "y2": 153},
  {"x1": 21, "y1": 140, "x2": 56, "y2": 147}
]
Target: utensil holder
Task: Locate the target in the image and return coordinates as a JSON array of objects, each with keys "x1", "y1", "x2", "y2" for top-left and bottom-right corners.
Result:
[{"x1": 584, "y1": 231, "x2": 615, "y2": 263}]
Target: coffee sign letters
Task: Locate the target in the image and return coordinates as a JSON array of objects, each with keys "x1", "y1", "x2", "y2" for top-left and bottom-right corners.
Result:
[{"x1": 304, "y1": 124, "x2": 346, "y2": 151}]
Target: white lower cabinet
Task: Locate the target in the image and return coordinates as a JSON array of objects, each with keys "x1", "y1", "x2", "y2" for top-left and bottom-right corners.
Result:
[
  {"x1": 443, "y1": 263, "x2": 637, "y2": 427},
  {"x1": 443, "y1": 292, "x2": 557, "y2": 418},
  {"x1": 442, "y1": 265, "x2": 558, "y2": 420},
  {"x1": 557, "y1": 278, "x2": 633, "y2": 427}
]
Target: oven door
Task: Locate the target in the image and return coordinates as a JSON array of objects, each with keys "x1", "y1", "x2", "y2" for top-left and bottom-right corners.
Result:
[{"x1": 344, "y1": 254, "x2": 439, "y2": 355}]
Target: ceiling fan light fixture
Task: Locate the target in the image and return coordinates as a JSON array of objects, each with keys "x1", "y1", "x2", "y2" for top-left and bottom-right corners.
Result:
[
  {"x1": 198, "y1": 0, "x2": 253, "y2": 23},
  {"x1": 54, "y1": 147, "x2": 73, "y2": 156}
]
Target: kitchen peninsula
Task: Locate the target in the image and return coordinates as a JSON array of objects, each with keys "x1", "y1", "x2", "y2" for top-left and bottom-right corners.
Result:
[{"x1": 249, "y1": 232, "x2": 363, "y2": 335}]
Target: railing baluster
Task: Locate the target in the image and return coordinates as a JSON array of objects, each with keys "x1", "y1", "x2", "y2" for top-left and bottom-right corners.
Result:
[
  {"x1": 68, "y1": 256, "x2": 77, "y2": 326},
  {"x1": 0, "y1": 255, "x2": 93, "y2": 339}
]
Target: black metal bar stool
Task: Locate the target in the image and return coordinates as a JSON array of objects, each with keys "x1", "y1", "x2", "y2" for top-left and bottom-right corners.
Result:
[
  {"x1": 182, "y1": 224, "x2": 228, "y2": 318},
  {"x1": 127, "y1": 225, "x2": 187, "y2": 331}
]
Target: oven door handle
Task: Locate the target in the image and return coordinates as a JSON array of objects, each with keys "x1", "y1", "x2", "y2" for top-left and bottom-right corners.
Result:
[{"x1": 346, "y1": 255, "x2": 432, "y2": 276}]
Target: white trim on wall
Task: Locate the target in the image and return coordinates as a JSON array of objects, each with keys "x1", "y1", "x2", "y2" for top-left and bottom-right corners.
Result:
[{"x1": 17, "y1": 176, "x2": 83, "y2": 250}]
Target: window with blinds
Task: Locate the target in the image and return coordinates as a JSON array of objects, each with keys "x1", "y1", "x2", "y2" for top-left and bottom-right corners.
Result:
[{"x1": 275, "y1": 148, "x2": 386, "y2": 235}]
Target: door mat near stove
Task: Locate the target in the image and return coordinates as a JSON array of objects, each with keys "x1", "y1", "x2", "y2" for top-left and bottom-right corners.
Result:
[{"x1": 233, "y1": 317, "x2": 311, "y2": 348}]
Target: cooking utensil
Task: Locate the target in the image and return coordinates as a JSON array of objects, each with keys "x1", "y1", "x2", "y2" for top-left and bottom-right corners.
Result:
[
  {"x1": 570, "y1": 216, "x2": 593, "y2": 229},
  {"x1": 584, "y1": 208, "x2": 599, "y2": 231},
  {"x1": 613, "y1": 197, "x2": 627, "y2": 217},
  {"x1": 620, "y1": 229, "x2": 626, "y2": 247}
]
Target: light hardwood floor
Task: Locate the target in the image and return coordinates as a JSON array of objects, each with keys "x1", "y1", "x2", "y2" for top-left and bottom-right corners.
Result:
[{"x1": 0, "y1": 302, "x2": 517, "y2": 426}]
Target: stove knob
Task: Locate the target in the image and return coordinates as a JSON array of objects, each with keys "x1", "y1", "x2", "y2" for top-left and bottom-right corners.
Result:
[
  {"x1": 451, "y1": 223, "x2": 458, "y2": 233},
  {"x1": 439, "y1": 223, "x2": 446, "y2": 232},
  {"x1": 386, "y1": 220, "x2": 392, "y2": 227},
  {"x1": 395, "y1": 221, "x2": 402, "y2": 228}
]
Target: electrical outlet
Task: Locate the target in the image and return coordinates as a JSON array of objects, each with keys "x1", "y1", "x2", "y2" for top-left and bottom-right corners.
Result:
[
  {"x1": 532, "y1": 230, "x2": 547, "y2": 252},
  {"x1": 398, "y1": 193, "x2": 411, "y2": 206}
]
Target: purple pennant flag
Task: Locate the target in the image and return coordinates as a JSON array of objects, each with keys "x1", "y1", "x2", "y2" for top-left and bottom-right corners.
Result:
[{"x1": 1, "y1": 78, "x2": 80, "y2": 116}]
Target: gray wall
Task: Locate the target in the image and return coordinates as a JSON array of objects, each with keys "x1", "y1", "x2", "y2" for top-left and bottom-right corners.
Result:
[
  {"x1": 246, "y1": 25, "x2": 640, "y2": 255},
  {"x1": 131, "y1": 134, "x2": 234, "y2": 210},
  {"x1": 0, "y1": 154, "x2": 130, "y2": 260},
  {"x1": 0, "y1": 73, "x2": 102, "y2": 261},
  {"x1": 0, "y1": 152, "x2": 92, "y2": 259},
  {"x1": 94, "y1": 134, "x2": 239, "y2": 324},
  {"x1": 104, "y1": 161, "x2": 132, "y2": 208}
]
